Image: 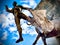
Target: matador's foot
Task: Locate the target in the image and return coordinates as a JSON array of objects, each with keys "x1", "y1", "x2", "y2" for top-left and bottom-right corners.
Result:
[{"x1": 16, "y1": 38, "x2": 23, "y2": 43}]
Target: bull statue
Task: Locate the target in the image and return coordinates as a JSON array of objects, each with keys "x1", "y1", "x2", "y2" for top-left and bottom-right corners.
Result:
[
  {"x1": 28, "y1": 9, "x2": 60, "y2": 45},
  {"x1": 27, "y1": 0, "x2": 60, "y2": 45}
]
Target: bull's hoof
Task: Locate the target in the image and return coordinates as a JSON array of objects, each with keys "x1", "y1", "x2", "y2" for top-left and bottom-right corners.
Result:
[{"x1": 16, "y1": 38, "x2": 23, "y2": 43}]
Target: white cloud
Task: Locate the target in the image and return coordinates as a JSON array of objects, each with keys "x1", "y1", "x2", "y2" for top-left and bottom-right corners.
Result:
[
  {"x1": 7, "y1": 13, "x2": 14, "y2": 20},
  {"x1": 0, "y1": 13, "x2": 15, "y2": 28},
  {"x1": 9, "y1": 26, "x2": 17, "y2": 32},
  {"x1": 21, "y1": 0, "x2": 37, "y2": 9},
  {"x1": 0, "y1": 14, "x2": 9, "y2": 27},
  {"x1": 29, "y1": 0, "x2": 37, "y2": 8},
  {"x1": 21, "y1": 23, "x2": 29, "y2": 29},
  {"x1": 22, "y1": 10, "x2": 33, "y2": 17},
  {"x1": 7, "y1": 13, "x2": 16, "y2": 26},
  {"x1": 20, "y1": 0, "x2": 29, "y2": 2},
  {"x1": 1, "y1": 31, "x2": 8, "y2": 40},
  {"x1": 22, "y1": 4, "x2": 31, "y2": 8},
  {"x1": 28, "y1": 30, "x2": 37, "y2": 36},
  {"x1": 21, "y1": 23, "x2": 37, "y2": 35}
]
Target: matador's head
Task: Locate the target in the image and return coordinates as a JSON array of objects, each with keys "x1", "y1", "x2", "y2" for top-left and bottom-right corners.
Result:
[{"x1": 13, "y1": 1, "x2": 17, "y2": 7}]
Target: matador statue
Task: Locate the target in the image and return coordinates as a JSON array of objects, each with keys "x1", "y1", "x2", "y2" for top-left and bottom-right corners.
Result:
[{"x1": 5, "y1": 1, "x2": 31, "y2": 43}]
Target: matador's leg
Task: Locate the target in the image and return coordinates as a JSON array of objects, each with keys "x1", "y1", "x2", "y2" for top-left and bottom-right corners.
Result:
[
  {"x1": 18, "y1": 13, "x2": 31, "y2": 22},
  {"x1": 15, "y1": 13, "x2": 31, "y2": 43},
  {"x1": 15, "y1": 17, "x2": 23, "y2": 43}
]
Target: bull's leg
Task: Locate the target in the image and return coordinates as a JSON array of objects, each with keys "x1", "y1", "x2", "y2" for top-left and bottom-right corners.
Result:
[
  {"x1": 33, "y1": 34, "x2": 40, "y2": 45},
  {"x1": 15, "y1": 17, "x2": 23, "y2": 43},
  {"x1": 42, "y1": 36, "x2": 47, "y2": 45},
  {"x1": 33, "y1": 27, "x2": 43, "y2": 45}
]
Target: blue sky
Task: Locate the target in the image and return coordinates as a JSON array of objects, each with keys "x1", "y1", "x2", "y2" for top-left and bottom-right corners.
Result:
[
  {"x1": 0, "y1": 0, "x2": 41, "y2": 11},
  {"x1": 0, "y1": 0, "x2": 59, "y2": 45}
]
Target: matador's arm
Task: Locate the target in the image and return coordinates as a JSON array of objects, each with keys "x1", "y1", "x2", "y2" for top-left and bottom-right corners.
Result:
[{"x1": 5, "y1": 5, "x2": 13, "y2": 13}]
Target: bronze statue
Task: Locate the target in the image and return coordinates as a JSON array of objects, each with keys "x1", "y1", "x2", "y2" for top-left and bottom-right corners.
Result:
[{"x1": 5, "y1": 1, "x2": 31, "y2": 43}]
